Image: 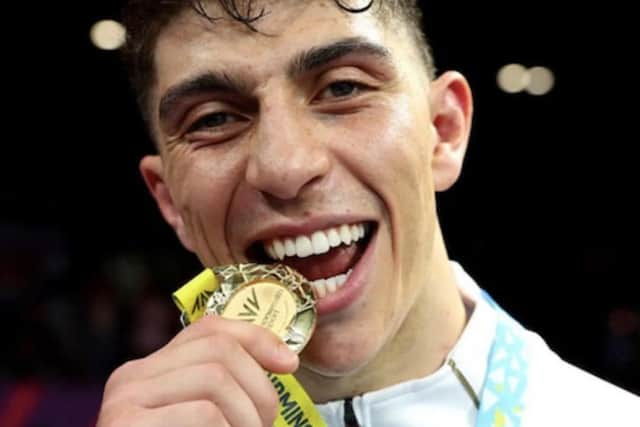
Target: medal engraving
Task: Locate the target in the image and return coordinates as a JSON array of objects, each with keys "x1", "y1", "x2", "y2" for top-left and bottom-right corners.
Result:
[
  {"x1": 203, "y1": 263, "x2": 317, "y2": 353},
  {"x1": 222, "y1": 280, "x2": 297, "y2": 339}
]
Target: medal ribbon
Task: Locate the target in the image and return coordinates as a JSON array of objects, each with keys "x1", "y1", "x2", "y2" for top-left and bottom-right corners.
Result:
[
  {"x1": 475, "y1": 291, "x2": 529, "y2": 427},
  {"x1": 173, "y1": 269, "x2": 327, "y2": 427}
]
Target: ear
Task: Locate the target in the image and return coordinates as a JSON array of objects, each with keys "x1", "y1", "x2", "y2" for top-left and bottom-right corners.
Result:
[
  {"x1": 139, "y1": 155, "x2": 195, "y2": 252},
  {"x1": 429, "y1": 71, "x2": 473, "y2": 191}
]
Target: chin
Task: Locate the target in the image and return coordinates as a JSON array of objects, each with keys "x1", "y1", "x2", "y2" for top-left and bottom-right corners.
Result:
[
  {"x1": 299, "y1": 332, "x2": 379, "y2": 377},
  {"x1": 300, "y1": 356, "x2": 368, "y2": 378}
]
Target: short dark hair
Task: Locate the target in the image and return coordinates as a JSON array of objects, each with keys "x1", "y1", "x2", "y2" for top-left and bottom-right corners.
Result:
[{"x1": 121, "y1": 0, "x2": 435, "y2": 126}]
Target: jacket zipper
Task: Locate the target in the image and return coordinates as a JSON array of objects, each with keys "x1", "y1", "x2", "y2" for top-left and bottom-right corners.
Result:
[{"x1": 344, "y1": 397, "x2": 360, "y2": 426}]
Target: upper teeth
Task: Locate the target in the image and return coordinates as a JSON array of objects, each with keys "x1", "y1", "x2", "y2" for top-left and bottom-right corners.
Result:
[{"x1": 263, "y1": 222, "x2": 368, "y2": 260}]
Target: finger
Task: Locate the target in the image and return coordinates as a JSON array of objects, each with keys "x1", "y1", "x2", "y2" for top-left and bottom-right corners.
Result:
[
  {"x1": 131, "y1": 363, "x2": 265, "y2": 427},
  {"x1": 135, "y1": 334, "x2": 280, "y2": 423},
  {"x1": 105, "y1": 316, "x2": 299, "y2": 393},
  {"x1": 166, "y1": 315, "x2": 298, "y2": 372},
  {"x1": 132, "y1": 400, "x2": 231, "y2": 427}
]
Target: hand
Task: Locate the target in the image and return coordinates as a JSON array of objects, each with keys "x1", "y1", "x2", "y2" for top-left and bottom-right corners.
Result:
[{"x1": 97, "y1": 315, "x2": 298, "y2": 427}]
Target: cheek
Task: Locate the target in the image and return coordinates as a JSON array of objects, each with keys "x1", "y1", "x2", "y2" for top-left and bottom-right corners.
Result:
[
  {"x1": 348, "y1": 100, "x2": 435, "y2": 292},
  {"x1": 339, "y1": 97, "x2": 432, "y2": 194},
  {"x1": 338, "y1": 100, "x2": 433, "y2": 234},
  {"x1": 168, "y1": 149, "x2": 241, "y2": 208},
  {"x1": 165, "y1": 151, "x2": 243, "y2": 258}
]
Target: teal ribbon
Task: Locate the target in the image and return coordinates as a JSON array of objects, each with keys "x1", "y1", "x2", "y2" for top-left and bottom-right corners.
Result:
[{"x1": 476, "y1": 291, "x2": 529, "y2": 427}]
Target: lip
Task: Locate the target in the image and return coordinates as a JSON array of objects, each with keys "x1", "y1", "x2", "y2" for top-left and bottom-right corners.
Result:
[{"x1": 313, "y1": 225, "x2": 377, "y2": 316}]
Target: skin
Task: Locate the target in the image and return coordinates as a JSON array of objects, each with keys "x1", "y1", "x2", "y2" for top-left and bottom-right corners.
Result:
[{"x1": 98, "y1": 1, "x2": 473, "y2": 425}]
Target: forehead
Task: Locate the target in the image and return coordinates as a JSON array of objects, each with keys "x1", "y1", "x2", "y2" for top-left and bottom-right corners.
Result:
[
  {"x1": 157, "y1": 0, "x2": 388, "y2": 51},
  {"x1": 152, "y1": 1, "x2": 407, "y2": 92}
]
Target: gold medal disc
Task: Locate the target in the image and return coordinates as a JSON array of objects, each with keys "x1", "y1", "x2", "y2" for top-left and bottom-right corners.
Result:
[
  {"x1": 221, "y1": 279, "x2": 297, "y2": 339},
  {"x1": 205, "y1": 264, "x2": 316, "y2": 353},
  {"x1": 172, "y1": 264, "x2": 326, "y2": 427}
]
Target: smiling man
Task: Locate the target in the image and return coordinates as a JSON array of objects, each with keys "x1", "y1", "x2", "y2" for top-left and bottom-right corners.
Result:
[{"x1": 97, "y1": 1, "x2": 639, "y2": 426}]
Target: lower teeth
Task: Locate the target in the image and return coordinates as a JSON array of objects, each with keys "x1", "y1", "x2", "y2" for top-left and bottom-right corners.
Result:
[{"x1": 311, "y1": 269, "x2": 353, "y2": 298}]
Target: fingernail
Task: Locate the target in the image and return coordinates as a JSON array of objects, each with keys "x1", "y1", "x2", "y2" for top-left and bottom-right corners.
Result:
[{"x1": 276, "y1": 342, "x2": 298, "y2": 364}]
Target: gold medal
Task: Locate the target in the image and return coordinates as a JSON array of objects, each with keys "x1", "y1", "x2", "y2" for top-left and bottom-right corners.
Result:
[
  {"x1": 174, "y1": 263, "x2": 316, "y2": 354},
  {"x1": 172, "y1": 264, "x2": 327, "y2": 427}
]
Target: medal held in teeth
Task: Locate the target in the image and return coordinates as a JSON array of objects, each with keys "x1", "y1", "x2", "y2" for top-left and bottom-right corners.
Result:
[
  {"x1": 173, "y1": 264, "x2": 327, "y2": 427},
  {"x1": 173, "y1": 263, "x2": 316, "y2": 353}
]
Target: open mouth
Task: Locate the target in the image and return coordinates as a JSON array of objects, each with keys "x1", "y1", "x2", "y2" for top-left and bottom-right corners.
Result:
[{"x1": 247, "y1": 222, "x2": 376, "y2": 299}]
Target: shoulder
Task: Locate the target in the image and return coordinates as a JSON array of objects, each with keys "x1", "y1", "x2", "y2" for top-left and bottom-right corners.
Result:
[{"x1": 522, "y1": 331, "x2": 639, "y2": 426}]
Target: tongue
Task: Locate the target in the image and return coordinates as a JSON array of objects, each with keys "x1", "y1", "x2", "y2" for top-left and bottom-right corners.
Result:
[{"x1": 281, "y1": 242, "x2": 364, "y2": 281}]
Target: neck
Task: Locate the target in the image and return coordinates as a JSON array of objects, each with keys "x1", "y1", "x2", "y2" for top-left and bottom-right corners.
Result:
[{"x1": 297, "y1": 234, "x2": 468, "y2": 402}]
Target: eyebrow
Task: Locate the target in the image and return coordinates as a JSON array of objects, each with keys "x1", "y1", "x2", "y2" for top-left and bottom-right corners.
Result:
[
  {"x1": 287, "y1": 36, "x2": 392, "y2": 79},
  {"x1": 158, "y1": 72, "x2": 248, "y2": 124},
  {"x1": 158, "y1": 37, "x2": 392, "y2": 124}
]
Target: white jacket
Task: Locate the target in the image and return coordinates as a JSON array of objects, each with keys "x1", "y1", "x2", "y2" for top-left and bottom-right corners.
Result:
[{"x1": 315, "y1": 263, "x2": 639, "y2": 426}]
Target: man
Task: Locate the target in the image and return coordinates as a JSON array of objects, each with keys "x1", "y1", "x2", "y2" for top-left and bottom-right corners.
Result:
[{"x1": 97, "y1": 1, "x2": 639, "y2": 426}]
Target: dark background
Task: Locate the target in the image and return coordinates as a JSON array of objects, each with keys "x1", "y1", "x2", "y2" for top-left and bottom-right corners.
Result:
[{"x1": 1, "y1": 1, "x2": 638, "y2": 421}]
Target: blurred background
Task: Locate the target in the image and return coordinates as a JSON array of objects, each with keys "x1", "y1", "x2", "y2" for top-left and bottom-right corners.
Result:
[{"x1": 1, "y1": 1, "x2": 638, "y2": 425}]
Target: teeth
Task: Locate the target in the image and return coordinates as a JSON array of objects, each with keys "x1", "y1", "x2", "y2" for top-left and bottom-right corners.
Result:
[
  {"x1": 325, "y1": 276, "x2": 337, "y2": 293},
  {"x1": 266, "y1": 245, "x2": 276, "y2": 259},
  {"x1": 284, "y1": 238, "x2": 296, "y2": 257},
  {"x1": 273, "y1": 239, "x2": 286, "y2": 260},
  {"x1": 350, "y1": 224, "x2": 359, "y2": 240},
  {"x1": 311, "y1": 269, "x2": 352, "y2": 298},
  {"x1": 327, "y1": 228, "x2": 341, "y2": 247},
  {"x1": 339, "y1": 224, "x2": 352, "y2": 245},
  {"x1": 315, "y1": 282, "x2": 327, "y2": 298},
  {"x1": 263, "y1": 222, "x2": 370, "y2": 261},
  {"x1": 311, "y1": 231, "x2": 330, "y2": 254},
  {"x1": 295, "y1": 236, "x2": 313, "y2": 258}
]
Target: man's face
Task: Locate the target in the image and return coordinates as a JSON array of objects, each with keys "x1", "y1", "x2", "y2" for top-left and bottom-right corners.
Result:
[{"x1": 145, "y1": 0, "x2": 455, "y2": 376}]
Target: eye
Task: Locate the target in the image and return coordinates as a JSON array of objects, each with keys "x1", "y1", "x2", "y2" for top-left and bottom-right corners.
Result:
[
  {"x1": 187, "y1": 112, "x2": 240, "y2": 133},
  {"x1": 328, "y1": 81, "x2": 358, "y2": 97},
  {"x1": 317, "y1": 80, "x2": 366, "y2": 101}
]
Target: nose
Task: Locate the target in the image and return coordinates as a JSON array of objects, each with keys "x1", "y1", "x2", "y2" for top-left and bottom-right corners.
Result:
[{"x1": 245, "y1": 100, "x2": 330, "y2": 200}]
